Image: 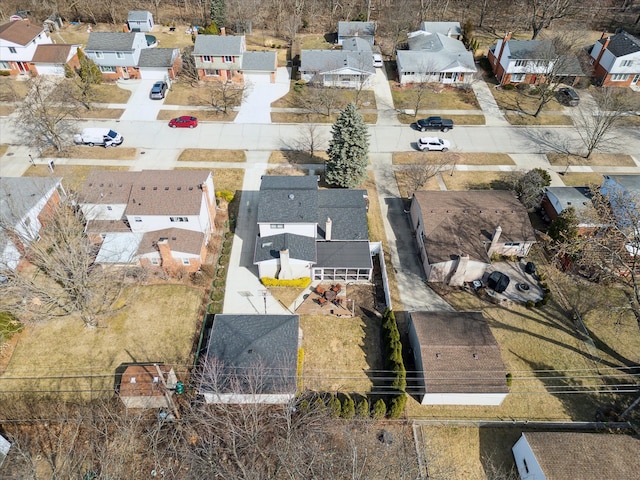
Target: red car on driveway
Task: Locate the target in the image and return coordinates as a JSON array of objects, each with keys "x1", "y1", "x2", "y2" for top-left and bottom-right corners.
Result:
[{"x1": 168, "y1": 116, "x2": 198, "y2": 128}]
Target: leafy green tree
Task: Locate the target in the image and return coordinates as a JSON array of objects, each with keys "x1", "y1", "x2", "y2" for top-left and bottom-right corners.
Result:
[
  {"x1": 210, "y1": 0, "x2": 226, "y2": 27},
  {"x1": 548, "y1": 206, "x2": 578, "y2": 242},
  {"x1": 325, "y1": 103, "x2": 369, "y2": 188}
]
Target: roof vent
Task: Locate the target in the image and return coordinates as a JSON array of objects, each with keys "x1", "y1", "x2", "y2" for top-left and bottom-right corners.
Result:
[
  {"x1": 130, "y1": 377, "x2": 136, "y2": 383},
  {"x1": 153, "y1": 376, "x2": 159, "y2": 383},
  {"x1": 164, "y1": 187, "x2": 169, "y2": 190},
  {"x1": 473, "y1": 353, "x2": 479, "y2": 360},
  {"x1": 436, "y1": 353, "x2": 441, "y2": 359},
  {"x1": 141, "y1": 186, "x2": 145, "y2": 190},
  {"x1": 247, "y1": 349, "x2": 253, "y2": 354},
  {"x1": 153, "y1": 187, "x2": 158, "y2": 190},
  {"x1": 288, "y1": 193, "x2": 295, "y2": 200}
]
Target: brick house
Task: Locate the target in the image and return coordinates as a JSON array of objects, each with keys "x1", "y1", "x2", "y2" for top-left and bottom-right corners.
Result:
[{"x1": 590, "y1": 30, "x2": 640, "y2": 87}]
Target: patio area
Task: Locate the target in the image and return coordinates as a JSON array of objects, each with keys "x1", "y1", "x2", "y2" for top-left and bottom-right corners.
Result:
[{"x1": 294, "y1": 283, "x2": 355, "y2": 317}]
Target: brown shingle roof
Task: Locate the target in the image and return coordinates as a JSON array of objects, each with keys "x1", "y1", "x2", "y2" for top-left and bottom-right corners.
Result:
[
  {"x1": 522, "y1": 432, "x2": 640, "y2": 479},
  {"x1": 31, "y1": 44, "x2": 74, "y2": 63},
  {"x1": 119, "y1": 365, "x2": 172, "y2": 398},
  {"x1": 138, "y1": 228, "x2": 205, "y2": 255},
  {"x1": 85, "y1": 219, "x2": 131, "y2": 234},
  {"x1": 0, "y1": 20, "x2": 45, "y2": 46},
  {"x1": 410, "y1": 311, "x2": 508, "y2": 394},
  {"x1": 413, "y1": 190, "x2": 535, "y2": 264},
  {"x1": 79, "y1": 171, "x2": 135, "y2": 204}
]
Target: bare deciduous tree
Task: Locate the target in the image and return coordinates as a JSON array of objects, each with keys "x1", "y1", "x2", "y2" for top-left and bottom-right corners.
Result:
[
  {"x1": 296, "y1": 123, "x2": 326, "y2": 159},
  {"x1": 520, "y1": 0, "x2": 584, "y2": 39},
  {"x1": 404, "y1": 153, "x2": 454, "y2": 194},
  {"x1": 195, "y1": 79, "x2": 247, "y2": 114}
]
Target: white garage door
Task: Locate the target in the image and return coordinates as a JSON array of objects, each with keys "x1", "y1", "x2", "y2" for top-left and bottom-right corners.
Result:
[
  {"x1": 139, "y1": 68, "x2": 167, "y2": 80},
  {"x1": 244, "y1": 72, "x2": 271, "y2": 84}
]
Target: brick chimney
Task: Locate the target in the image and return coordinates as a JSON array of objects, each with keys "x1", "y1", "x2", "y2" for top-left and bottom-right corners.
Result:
[
  {"x1": 157, "y1": 238, "x2": 179, "y2": 272},
  {"x1": 220, "y1": 26, "x2": 226, "y2": 36},
  {"x1": 325, "y1": 217, "x2": 332, "y2": 241},
  {"x1": 496, "y1": 32, "x2": 512, "y2": 67}
]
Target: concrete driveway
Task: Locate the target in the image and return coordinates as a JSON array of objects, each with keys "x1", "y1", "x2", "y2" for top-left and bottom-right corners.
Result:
[
  {"x1": 484, "y1": 261, "x2": 544, "y2": 304},
  {"x1": 234, "y1": 68, "x2": 291, "y2": 124},
  {"x1": 119, "y1": 79, "x2": 166, "y2": 121}
]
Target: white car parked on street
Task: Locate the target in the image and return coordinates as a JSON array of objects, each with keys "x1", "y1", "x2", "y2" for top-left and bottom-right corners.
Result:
[{"x1": 417, "y1": 137, "x2": 451, "y2": 152}]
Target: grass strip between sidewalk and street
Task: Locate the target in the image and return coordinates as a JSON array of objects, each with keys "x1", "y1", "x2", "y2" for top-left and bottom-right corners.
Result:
[{"x1": 178, "y1": 149, "x2": 246, "y2": 162}]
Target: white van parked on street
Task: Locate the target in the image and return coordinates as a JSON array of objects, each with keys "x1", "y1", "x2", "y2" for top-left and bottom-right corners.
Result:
[{"x1": 73, "y1": 128, "x2": 124, "y2": 147}]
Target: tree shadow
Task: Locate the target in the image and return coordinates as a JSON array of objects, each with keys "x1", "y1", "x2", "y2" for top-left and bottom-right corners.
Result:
[{"x1": 515, "y1": 126, "x2": 577, "y2": 155}]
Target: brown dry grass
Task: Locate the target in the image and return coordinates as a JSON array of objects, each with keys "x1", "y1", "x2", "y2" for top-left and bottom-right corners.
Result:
[
  {"x1": 506, "y1": 113, "x2": 573, "y2": 125},
  {"x1": 0, "y1": 145, "x2": 8, "y2": 157},
  {"x1": 0, "y1": 77, "x2": 31, "y2": 99},
  {"x1": 211, "y1": 168, "x2": 245, "y2": 193},
  {"x1": 272, "y1": 86, "x2": 376, "y2": 109},
  {"x1": 441, "y1": 171, "x2": 513, "y2": 190},
  {"x1": 76, "y1": 108, "x2": 124, "y2": 119},
  {"x1": 547, "y1": 152, "x2": 635, "y2": 167},
  {"x1": 1, "y1": 284, "x2": 203, "y2": 399},
  {"x1": 491, "y1": 87, "x2": 564, "y2": 112},
  {"x1": 269, "y1": 287, "x2": 306, "y2": 308},
  {"x1": 271, "y1": 112, "x2": 378, "y2": 124},
  {"x1": 0, "y1": 105, "x2": 16, "y2": 116},
  {"x1": 299, "y1": 314, "x2": 382, "y2": 393},
  {"x1": 394, "y1": 171, "x2": 442, "y2": 197},
  {"x1": 42, "y1": 146, "x2": 137, "y2": 160},
  {"x1": 559, "y1": 172, "x2": 604, "y2": 187},
  {"x1": 156, "y1": 109, "x2": 238, "y2": 121},
  {"x1": 178, "y1": 149, "x2": 246, "y2": 162},
  {"x1": 23, "y1": 164, "x2": 129, "y2": 190},
  {"x1": 299, "y1": 34, "x2": 333, "y2": 50},
  {"x1": 92, "y1": 84, "x2": 132, "y2": 104},
  {"x1": 268, "y1": 150, "x2": 328, "y2": 164},
  {"x1": 392, "y1": 152, "x2": 513, "y2": 166},
  {"x1": 391, "y1": 83, "x2": 480, "y2": 110},
  {"x1": 163, "y1": 82, "x2": 243, "y2": 111},
  {"x1": 397, "y1": 113, "x2": 486, "y2": 125}
]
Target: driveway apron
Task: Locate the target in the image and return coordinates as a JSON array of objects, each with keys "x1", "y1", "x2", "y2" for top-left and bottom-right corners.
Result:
[
  {"x1": 119, "y1": 79, "x2": 165, "y2": 121},
  {"x1": 471, "y1": 80, "x2": 510, "y2": 126},
  {"x1": 234, "y1": 68, "x2": 291, "y2": 124}
]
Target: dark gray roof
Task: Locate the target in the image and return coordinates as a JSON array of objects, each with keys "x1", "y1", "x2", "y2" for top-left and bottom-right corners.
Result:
[
  {"x1": 138, "y1": 48, "x2": 178, "y2": 68},
  {"x1": 301, "y1": 50, "x2": 374, "y2": 74},
  {"x1": 338, "y1": 21, "x2": 375, "y2": 39},
  {"x1": 507, "y1": 39, "x2": 550, "y2": 59},
  {"x1": 544, "y1": 186, "x2": 592, "y2": 211},
  {"x1": 193, "y1": 35, "x2": 243, "y2": 56},
  {"x1": 0, "y1": 176, "x2": 62, "y2": 226},
  {"x1": 341, "y1": 37, "x2": 372, "y2": 52},
  {"x1": 600, "y1": 30, "x2": 640, "y2": 57},
  {"x1": 604, "y1": 174, "x2": 640, "y2": 192},
  {"x1": 242, "y1": 50, "x2": 277, "y2": 72},
  {"x1": 85, "y1": 32, "x2": 140, "y2": 51},
  {"x1": 253, "y1": 233, "x2": 317, "y2": 263},
  {"x1": 318, "y1": 190, "x2": 368, "y2": 240},
  {"x1": 316, "y1": 240, "x2": 372, "y2": 269},
  {"x1": 257, "y1": 176, "x2": 319, "y2": 224},
  {"x1": 128, "y1": 10, "x2": 152, "y2": 21},
  {"x1": 204, "y1": 314, "x2": 299, "y2": 395}
]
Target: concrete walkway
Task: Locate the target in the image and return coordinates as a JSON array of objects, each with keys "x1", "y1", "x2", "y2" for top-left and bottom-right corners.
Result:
[
  {"x1": 471, "y1": 80, "x2": 509, "y2": 126},
  {"x1": 371, "y1": 68, "x2": 401, "y2": 125}
]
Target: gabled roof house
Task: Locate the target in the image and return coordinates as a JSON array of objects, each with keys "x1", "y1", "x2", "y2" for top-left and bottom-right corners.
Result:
[
  {"x1": 512, "y1": 432, "x2": 640, "y2": 480},
  {"x1": 30, "y1": 43, "x2": 80, "y2": 76},
  {"x1": 590, "y1": 30, "x2": 640, "y2": 87},
  {"x1": 300, "y1": 49, "x2": 375, "y2": 88},
  {"x1": 127, "y1": 10, "x2": 154, "y2": 32},
  {"x1": 541, "y1": 186, "x2": 595, "y2": 232},
  {"x1": 0, "y1": 19, "x2": 52, "y2": 76},
  {"x1": 409, "y1": 191, "x2": 536, "y2": 286},
  {"x1": 85, "y1": 32, "x2": 148, "y2": 80},
  {"x1": 0, "y1": 177, "x2": 65, "y2": 270},
  {"x1": 396, "y1": 24, "x2": 476, "y2": 85},
  {"x1": 78, "y1": 170, "x2": 215, "y2": 273},
  {"x1": 408, "y1": 311, "x2": 508, "y2": 405},
  {"x1": 337, "y1": 21, "x2": 375, "y2": 46},
  {"x1": 200, "y1": 314, "x2": 300, "y2": 404},
  {"x1": 254, "y1": 176, "x2": 372, "y2": 283}
]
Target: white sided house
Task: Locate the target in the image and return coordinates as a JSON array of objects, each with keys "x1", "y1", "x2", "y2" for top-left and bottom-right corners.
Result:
[
  {"x1": 409, "y1": 191, "x2": 536, "y2": 286},
  {"x1": 300, "y1": 49, "x2": 375, "y2": 88},
  {"x1": 590, "y1": 30, "x2": 640, "y2": 88},
  {"x1": 0, "y1": 19, "x2": 52, "y2": 76},
  {"x1": 409, "y1": 311, "x2": 508, "y2": 406}
]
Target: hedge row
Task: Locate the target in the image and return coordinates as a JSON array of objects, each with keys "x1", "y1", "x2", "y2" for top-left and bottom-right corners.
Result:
[
  {"x1": 382, "y1": 309, "x2": 407, "y2": 419},
  {"x1": 299, "y1": 392, "x2": 388, "y2": 419},
  {"x1": 261, "y1": 277, "x2": 312, "y2": 288}
]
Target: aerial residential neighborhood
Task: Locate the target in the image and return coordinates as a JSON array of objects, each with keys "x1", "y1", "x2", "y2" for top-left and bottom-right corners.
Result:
[{"x1": 1, "y1": 0, "x2": 640, "y2": 478}]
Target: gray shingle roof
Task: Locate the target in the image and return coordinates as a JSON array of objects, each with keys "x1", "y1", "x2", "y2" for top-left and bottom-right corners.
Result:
[
  {"x1": 604, "y1": 174, "x2": 640, "y2": 192},
  {"x1": 257, "y1": 176, "x2": 319, "y2": 224},
  {"x1": 0, "y1": 176, "x2": 62, "y2": 227},
  {"x1": 397, "y1": 49, "x2": 476, "y2": 73},
  {"x1": 338, "y1": 21, "x2": 375, "y2": 39},
  {"x1": 544, "y1": 186, "x2": 592, "y2": 211},
  {"x1": 85, "y1": 32, "x2": 141, "y2": 51},
  {"x1": 301, "y1": 50, "x2": 374, "y2": 74},
  {"x1": 138, "y1": 48, "x2": 178, "y2": 68},
  {"x1": 128, "y1": 10, "x2": 152, "y2": 21},
  {"x1": 254, "y1": 233, "x2": 317, "y2": 263},
  {"x1": 507, "y1": 39, "x2": 549, "y2": 59},
  {"x1": 600, "y1": 30, "x2": 640, "y2": 57},
  {"x1": 341, "y1": 37, "x2": 372, "y2": 52},
  {"x1": 193, "y1": 35, "x2": 243, "y2": 56},
  {"x1": 318, "y1": 190, "x2": 368, "y2": 240},
  {"x1": 241, "y1": 50, "x2": 277, "y2": 72},
  {"x1": 410, "y1": 311, "x2": 508, "y2": 394},
  {"x1": 520, "y1": 432, "x2": 640, "y2": 479},
  {"x1": 204, "y1": 314, "x2": 299, "y2": 395},
  {"x1": 315, "y1": 241, "x2": 372, "y2": 269},
  {"x1": 419, "y1": 21, "x2": 461, "y2": 37}
]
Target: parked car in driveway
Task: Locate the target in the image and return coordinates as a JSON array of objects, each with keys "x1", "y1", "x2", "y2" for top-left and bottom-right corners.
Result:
[
  {"x1": 557, "y1": 87, "x2": 579, "y2": 106},
  {"x1": 372, "y1": 53, "x2": 383, "y2": 68},
  {"x1": 150, "y1": 81, "x2": 168, "y2": 99},
  {"x1": 417, "y1": 137, "x2": 451, "y2": 152},
  {"x1": 415, "y1": 116, "x2": 454, "y2": 132},
  {"x1": 168, "y1": 116, "x2": 198, "y2": 128}
]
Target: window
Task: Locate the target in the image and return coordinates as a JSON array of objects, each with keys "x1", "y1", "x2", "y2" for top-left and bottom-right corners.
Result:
[
  {"x1": 9, "y1": 47, "x2": 17, "y2": 54},
  {"x1": 270, "y1": 224, "x2": 284, "y2": 229},
  {"x1": 0, "y1": 61, "x2": 9, "y2": 70},
  {"x1": 134, "y1": 217, "x2": 142, "y2": 222},
  {"x1": 205, "y1": 69, "x2": 220, "y2": 76},
  {"x1": 116, "y1": 52, "x2": 124, "y2": 59},
  {"x1": 611, "y1": 73, "x2": 629, "y2": 81},
  {"x1": 202, "y1": 55, "x2": 211, "y2": 62},
  {"x1": 107, "y1": 206, "x2": 112, "y2": 211},
  {"x1": 99, "y1": 66, "x2": 116, "y2": 73},
  {"x1": 621, "y1": 60, "x2": 632, "y2": 67},
  {"x1": 514, "y1": 60, "x2": 527, "y2": 67},
  {"x1": 151, "y1": 257, "x2": 159, "y2": 265},
  {"x1": 224, "y1": 55, "x2": 233, "y2": 63},
  {"x1": 504, "y1": 242, "x2": 521, "y2": 247},
  {"x1": 182, "y1": 258, "x2": 190, "y2": 265},
  {"x1": 510, "y1": 73, "x2": 525, "y2": 82},
  {"x1": 95, "y1": 52, "x2": 104, "y2": 59},
  {"x1": 170, "y1": 216, "x2": 188, "y2": 222}
]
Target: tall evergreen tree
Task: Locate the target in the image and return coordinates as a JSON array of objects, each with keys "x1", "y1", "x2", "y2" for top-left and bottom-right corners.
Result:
[
  {"x1": 210, "y1": 0, "x2": 226, "y2": 27},
  {"x1": 325, "y1": 103, "x2": 369, "y2": 188}
]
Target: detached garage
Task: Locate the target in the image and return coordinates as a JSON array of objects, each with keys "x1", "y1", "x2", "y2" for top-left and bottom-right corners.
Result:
[{"x1": 138, "y1": 48, "x2": 182, "y2": 80}]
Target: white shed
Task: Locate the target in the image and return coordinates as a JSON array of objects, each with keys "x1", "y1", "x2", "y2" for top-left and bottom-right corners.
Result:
[{"x1": 127, "y1": 11, "x2": 154, "y2": 32}]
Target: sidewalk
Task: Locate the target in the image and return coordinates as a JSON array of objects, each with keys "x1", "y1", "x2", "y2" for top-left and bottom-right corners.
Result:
[{"x1": 471, "y1": 80, "x2": 509, "y2": 126}]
